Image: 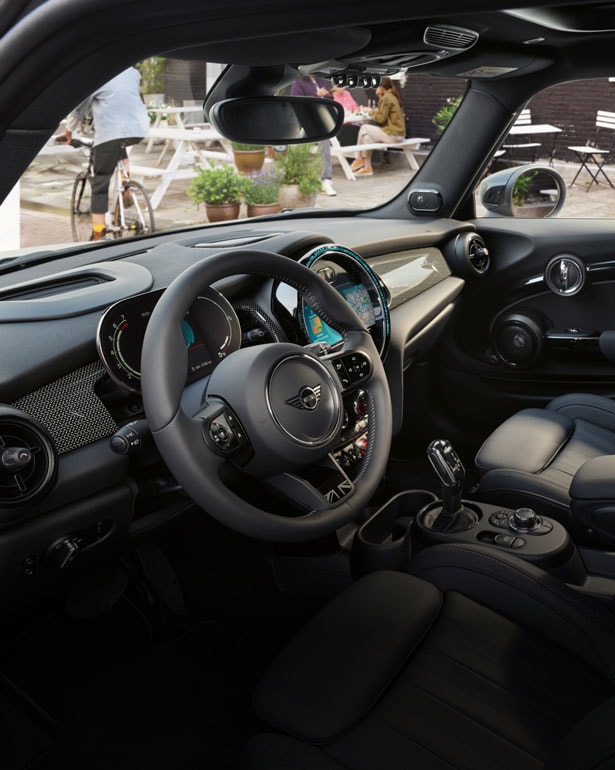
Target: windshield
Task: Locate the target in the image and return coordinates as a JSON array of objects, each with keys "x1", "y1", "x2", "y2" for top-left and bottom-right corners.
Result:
[{"x1": 12, "y1": 62, "x2": 466, "y2": 253}]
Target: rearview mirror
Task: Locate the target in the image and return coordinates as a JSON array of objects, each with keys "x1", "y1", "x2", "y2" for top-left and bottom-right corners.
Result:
[
  {"x1": 479, "y1": 164, "x2": 566, "y2": 218},
  {"x1": 208, "y1": 96, "x2": 344, "y2": 145}
]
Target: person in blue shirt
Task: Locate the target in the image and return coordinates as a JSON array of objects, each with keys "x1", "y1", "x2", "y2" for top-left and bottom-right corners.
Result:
[{"x1": 57, "y1": 67, "x2": 150, "y2": 239}]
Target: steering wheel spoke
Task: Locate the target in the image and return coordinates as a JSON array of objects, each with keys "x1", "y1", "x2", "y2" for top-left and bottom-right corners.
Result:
[
  {"x1": 327, "y1": 348, "x2": 373, "y2": 392},
  {"x1": 194, "y1": 399, "x2": 253, "y2": 464},
  {"x1": 264, "y1": 453, "x2": 355, "y2": 512}
]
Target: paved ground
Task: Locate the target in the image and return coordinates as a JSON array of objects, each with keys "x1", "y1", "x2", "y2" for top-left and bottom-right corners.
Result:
[{"x1": 16, "y1": 140, "x2": 615, "y2": 249}]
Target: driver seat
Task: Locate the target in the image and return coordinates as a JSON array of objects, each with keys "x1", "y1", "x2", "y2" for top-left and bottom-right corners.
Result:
[{"x1": 243, "y1": 544, "x2": 615, "y2": 770}]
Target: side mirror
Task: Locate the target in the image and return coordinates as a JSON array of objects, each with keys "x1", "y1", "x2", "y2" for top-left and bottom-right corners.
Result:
[
  {"x1": 479, "y1": 164, "x2": 566, "y2": 218},
  {"x1": 208, "y1": 96, "x2": 344, "y2": 145}
]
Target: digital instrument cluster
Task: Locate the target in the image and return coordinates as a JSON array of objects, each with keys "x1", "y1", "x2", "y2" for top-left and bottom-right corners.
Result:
[{"x1": 96, "y1": 287, "x2": 241, "y2": 392}]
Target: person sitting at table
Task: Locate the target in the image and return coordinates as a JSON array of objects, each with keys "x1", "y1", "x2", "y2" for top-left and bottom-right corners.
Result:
[
  {"x1": 351, "y1": 77, "x2": 405, "y2": 177},
  {"x1": 332, "y1": 84, "x2": 362, "y2": 146},
  {"x1": 332, "y1": 84, "x2": 359, "y2": 115}
]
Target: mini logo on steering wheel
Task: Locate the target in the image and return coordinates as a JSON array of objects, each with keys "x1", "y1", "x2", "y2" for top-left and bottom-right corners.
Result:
[{"x1": 286, "y1": 384, "x2": 322, "y2": 411}]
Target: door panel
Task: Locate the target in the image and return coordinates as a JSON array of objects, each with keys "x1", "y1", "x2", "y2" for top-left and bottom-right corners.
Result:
[{"x1": 422, "y1": 218, "x2": 615, "y2": 456}]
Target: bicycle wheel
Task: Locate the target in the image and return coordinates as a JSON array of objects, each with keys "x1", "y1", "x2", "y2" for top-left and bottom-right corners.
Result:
[
  {"x1": 112, "y1": 180, "x2": 155, "y2": 238},
  {"x1": 70, "y1": 172, "x2": 92, "y2": 242}
]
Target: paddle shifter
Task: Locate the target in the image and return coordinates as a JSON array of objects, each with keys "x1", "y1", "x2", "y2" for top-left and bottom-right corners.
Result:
[{"x1": 424, "y1": 439, "x2": 479, "y2": 532}]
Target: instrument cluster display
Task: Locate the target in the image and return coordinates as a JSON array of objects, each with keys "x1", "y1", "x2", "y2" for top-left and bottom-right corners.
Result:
[{"x1": 96, "y1": 287, "x2": 241, "y2": 392}]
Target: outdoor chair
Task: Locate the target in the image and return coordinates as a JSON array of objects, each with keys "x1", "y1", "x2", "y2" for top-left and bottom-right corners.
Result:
[
  {"x1": 568, "y1": 109, "x2": 615, "y2": 190},
  {"x1": 502, "y1": 108, "x2": 542, "y2": 162}
]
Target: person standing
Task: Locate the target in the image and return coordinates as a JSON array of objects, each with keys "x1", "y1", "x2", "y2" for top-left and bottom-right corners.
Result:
[
  {"x1": 57, "y1": 67, "x2": 150, "y2": 239},
  {"x1": 351, "y1": 76, "x2": 405, "y2": 177},
  {"x1": 289, "y1": 74, "x2": 337, "y2": 196}
]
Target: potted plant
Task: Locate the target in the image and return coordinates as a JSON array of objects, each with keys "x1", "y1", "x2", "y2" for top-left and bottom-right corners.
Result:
[
  {"x1": 242, "y1": 168, "x2": 281, "y2": 217},
  {"x1": 186, "y1": 164, "x2": 242, "y2": 222},
  {"x1": 231, "y1": 142, "x2": 266, "y2": 174},
  {"x1": 432, "y1": 95, "x2": 462, "y2": 133},
  {"x1": 274, "y1": 143, "x2": 322, "y2": 208}
]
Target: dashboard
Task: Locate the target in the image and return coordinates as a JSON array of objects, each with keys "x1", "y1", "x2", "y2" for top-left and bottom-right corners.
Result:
[{"x1": 0, "y1": 216, "x2": 470, "y2": 602}]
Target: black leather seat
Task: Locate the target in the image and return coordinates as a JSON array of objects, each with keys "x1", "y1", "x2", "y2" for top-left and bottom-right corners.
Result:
[
  {"x1": 474, "y1": 393, "x2": 615, "y2": 537},
  {"x1": 244, "y1": 544, "x2": 615, "y2": 770}
]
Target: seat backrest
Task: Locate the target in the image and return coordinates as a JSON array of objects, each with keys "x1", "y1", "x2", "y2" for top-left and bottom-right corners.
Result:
[
  {"x1": 514, "y1": 108, "x2": 532, "y2": 126},
  {"x1": 596, "y1": 110, "x2": 615, "y2": 130},
  {"x1": 593, "y1": 110, "x2": 615, "y2": 149}
]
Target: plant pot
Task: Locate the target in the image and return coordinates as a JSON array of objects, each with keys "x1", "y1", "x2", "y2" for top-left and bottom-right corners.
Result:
[
  {"x1": 205, "y1": 202, "x2": 241, "y2": 222},
  {"x1": 247, "y1": 202, "x2": 281, "y2": 217},
  {"x1": 233, "y1": 149, "x2": 266, "y2": 174},
  {"x1": 278, "y1": 184, "x2": 317, "y2": 209}
]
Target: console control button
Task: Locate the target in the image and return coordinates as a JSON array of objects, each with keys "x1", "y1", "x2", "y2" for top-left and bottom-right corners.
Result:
[{"x1": 494, "y1": 533, "x2": 526, "y2": 549}]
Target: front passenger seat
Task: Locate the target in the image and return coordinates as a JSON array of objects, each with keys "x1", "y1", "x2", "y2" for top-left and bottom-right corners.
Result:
[
  {"x1": 244, "y1": 544, "x2": 615, "y2": 770},
  {"x1": 474, "y1": 392, "x2": 615, "y2": 539}
]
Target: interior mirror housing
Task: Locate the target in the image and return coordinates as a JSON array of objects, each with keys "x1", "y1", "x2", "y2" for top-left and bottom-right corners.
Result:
[
  {"x1": 479, "y1": 164, "x2": 566, "y2": 218},
  {"x1": 208, "y1": 96, "x2": 344, "y2": 145}
]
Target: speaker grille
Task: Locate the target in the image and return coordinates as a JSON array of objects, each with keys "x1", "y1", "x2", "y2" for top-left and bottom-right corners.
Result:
[{"x1": 492, "y1": 311, "x2": 545, "y2": 368}]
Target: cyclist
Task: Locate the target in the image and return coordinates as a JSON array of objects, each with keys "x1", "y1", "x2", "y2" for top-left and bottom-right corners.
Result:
[{"x1": 57, "y1": 67, "x2": 149, "y2": 240}]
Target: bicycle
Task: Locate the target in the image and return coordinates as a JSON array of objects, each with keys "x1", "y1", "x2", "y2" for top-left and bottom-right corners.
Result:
[{"x1": 63, "y1": 136, "x2": 155, "y2": 242}]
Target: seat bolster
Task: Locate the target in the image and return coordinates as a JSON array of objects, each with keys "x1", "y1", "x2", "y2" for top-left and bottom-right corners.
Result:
[
  {"x1": 478, "y1": 468, "x2": 572, "y2": 517},
  {"x1": 476, "y1": 408, "x2": 573, "y2": 474},
  {"x1": 545, "y1": 697, "x2": 615, "y2": 770},
  {"x1": 548, "y1": 392, "x2": 615, "y2": 431},
  {"x1": 252, "y1": 570, "x2": 441, "y2": 745},
  {"x1": 410, "y1": 543, "x2": 615, "y2": 683}
]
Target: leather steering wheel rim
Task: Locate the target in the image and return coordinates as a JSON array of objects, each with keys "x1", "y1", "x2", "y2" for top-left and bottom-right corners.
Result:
[{"x1": 140, "y1": 248, "x2": 392, "y2": 542}]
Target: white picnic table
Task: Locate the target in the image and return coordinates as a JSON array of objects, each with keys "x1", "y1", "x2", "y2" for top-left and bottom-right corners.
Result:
[{"x1": 131, "y1": 125, "x2": 232, "y2": 210}]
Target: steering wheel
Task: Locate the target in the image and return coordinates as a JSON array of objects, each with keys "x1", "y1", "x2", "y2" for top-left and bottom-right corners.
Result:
[{"x1": 140, "y1": 249, "x2": 392, "y2": 542}]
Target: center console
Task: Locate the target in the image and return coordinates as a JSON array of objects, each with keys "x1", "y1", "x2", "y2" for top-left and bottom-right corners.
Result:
[{"x1": 352, "y1": 438, "x2": 587, "y2": 586}]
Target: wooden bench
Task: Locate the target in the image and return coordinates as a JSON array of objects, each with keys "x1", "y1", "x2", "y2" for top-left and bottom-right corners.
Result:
[{"x1": 330, "y1": 136, "x2": 430, "y2": 180}]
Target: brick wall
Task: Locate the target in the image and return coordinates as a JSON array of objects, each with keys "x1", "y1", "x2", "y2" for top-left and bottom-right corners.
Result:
[
  {"x1": 396, "y1": 73, "x2": 615, "y2": 163},
  {"x1": 164, "y1": 61, "x2": 615, "y2": 164}
]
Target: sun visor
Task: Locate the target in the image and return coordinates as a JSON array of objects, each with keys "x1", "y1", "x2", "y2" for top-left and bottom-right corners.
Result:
[{"x1": 165, "y1": 26, "x2": 371, "y2": 66}]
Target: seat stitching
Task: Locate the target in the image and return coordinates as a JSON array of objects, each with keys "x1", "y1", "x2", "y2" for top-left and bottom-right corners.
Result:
[
  {"x1": 419, "y1": 649, "x2": 584, "y2": 727},
  {"x1": 374, "y1": 686, "x2": 541, "y2": 769},
  {"x1": 414, "y1": 547, "x2": 615, "y2": 680}
]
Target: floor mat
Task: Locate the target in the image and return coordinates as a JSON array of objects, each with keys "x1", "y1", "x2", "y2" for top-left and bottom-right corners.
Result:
[{"x1": 0, "y1": 600, "x2": 267, "y2": 769}]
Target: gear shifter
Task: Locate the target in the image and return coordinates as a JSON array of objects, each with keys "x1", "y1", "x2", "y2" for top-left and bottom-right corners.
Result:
[
  {"x1": 427, "y1": 438, "x2": 464, "y2": 515},
  {"x1": 423, "y1": 439, "x2": 479, "y2": 532}
]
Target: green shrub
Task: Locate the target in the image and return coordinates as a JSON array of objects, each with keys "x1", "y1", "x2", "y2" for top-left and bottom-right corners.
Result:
[
  {"x1": 242, "y1": 168, "x2": 281, "y2": 204},
  {"x1": 432, "y1": 96, "x2": 462, "y2": 133},
  {"x1": 274, "y1": 144, "x2": 322, "y2": 195},
  {"x1": 231, "y1": 142, "x2": 265, "y2": 151},
  {"x1": 187, "y1": 164, "x2": 242, "y2": 205}
]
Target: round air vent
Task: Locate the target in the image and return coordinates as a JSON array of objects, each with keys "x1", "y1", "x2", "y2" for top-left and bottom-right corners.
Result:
[
  {"x1": 448, "y1": 233, "x2": 490, "y2": 278},
  {"x1": 0, "y1": 407, "x2": 57, "y2": 513},
  {"x1": 545, "y1": 254, "x2": 585, "y2": 296}
]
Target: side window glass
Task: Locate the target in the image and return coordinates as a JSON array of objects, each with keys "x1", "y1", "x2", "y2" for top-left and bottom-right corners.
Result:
[{"x1": 477, "y1": 78, "x2": 615, "y2": 219}]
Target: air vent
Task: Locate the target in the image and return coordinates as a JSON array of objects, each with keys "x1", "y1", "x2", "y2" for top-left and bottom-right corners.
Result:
[
  {"x1": 467, "y1": 235, "x2": 490, "y2": 274},
  {"x1": 449, "y1": 233, "x2": 490, "y2": 278},
  {"x1": 0, "y1": 407, "x2": 57, "y2": 515},
  {"x1": 424, "y1": 25, "x2": 479, "y2": 51}
]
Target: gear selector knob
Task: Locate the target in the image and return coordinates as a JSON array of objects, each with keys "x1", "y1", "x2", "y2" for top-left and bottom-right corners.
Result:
[{"x1": 427, "y1": 438, "x2": 465, "y2": 515}]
